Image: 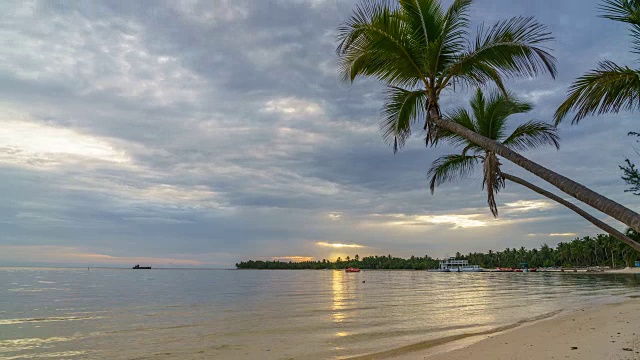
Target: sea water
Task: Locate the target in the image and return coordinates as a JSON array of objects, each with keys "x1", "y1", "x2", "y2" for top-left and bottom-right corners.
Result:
[{"x1": 1, "y1": 268, "x2": 638, "y2": 359}]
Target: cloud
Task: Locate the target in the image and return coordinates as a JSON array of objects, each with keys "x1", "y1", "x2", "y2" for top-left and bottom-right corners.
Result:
[
  {"x1": 316, "y1": 242, "x2": 365, "y2": 249},
  {"x1": 169, "y1": 0, "x2": 249, "y2": 24},
  {"x1": 367, "y1": 213, "x2": 489, "y2": 229},
  {"x1": 0, "y1": 109, "x2": 131, "y2": 167},
  {"x1": 528, "y1": 232, "x2": 578, "y2": 237},
  {"x1": 504, "y1": 200, "x2": 555, "y2": 212},
  {"x1": 262, "y1": 97, "x2": 324, "y2": 116}
]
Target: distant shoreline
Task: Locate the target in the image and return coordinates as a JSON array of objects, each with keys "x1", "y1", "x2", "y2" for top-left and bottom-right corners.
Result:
[{"x1": 234, "y1": 267, "x2": 640, "y2": 274}]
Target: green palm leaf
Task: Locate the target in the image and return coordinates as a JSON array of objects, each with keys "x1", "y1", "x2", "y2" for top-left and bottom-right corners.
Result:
[
  {"x1": 478, "y1": 90, "x2": 532, "y2": 141},
  {"x1": 502, "y1": 121, "x2": 560, "y2": 151},
  {"x1": 429, "y1": 0, "x2": 473, "y2": 75},
  {"x1": 399, "y1": 0, "x2": 445, "y2": 50},
  {"x1": 554, "y1": 60, "x2": 640, "y2": 124},
  {"x1": 428, "y1": 154, "x2": 481, "y2": 193},
  {"x1": 601, "y1": 0, "x2": 640, "y2": 53},
  {"x1": 380, "y1": 86, "x2": 427, "y2": 152},
  {"x1": 444, "y1": 16, "x2": 557, "y2": 91},
  {"x1": 337, "y1": 1, "x2": 426, "y2": 87},
  {"x1": 601, "y1": 0, "x2": 640, "y2": 54},
  {"x1": 437, "y1": 107, "x2": 479, "y2": 147},
  {"x1": 445, "y1": 61, "x2": 508, "y2": 94}
]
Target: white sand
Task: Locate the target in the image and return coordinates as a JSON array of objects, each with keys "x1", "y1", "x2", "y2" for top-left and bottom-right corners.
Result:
[{"x1": 388, "y1": 298, "x2": 640, "y2": 360}]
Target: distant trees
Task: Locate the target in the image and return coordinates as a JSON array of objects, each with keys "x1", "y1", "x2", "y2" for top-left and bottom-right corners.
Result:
[
  {"x1": 236, "y1": 233, "x2": 640, "y2": 270},
  {"x1": 236, "y1": 254, "x2": 440, "y2": 270}
]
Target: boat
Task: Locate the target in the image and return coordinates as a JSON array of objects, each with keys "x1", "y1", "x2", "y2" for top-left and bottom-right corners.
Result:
[
  {"x1": 434, "y1": 257, "x2": 483, "y2": 272},
  {"x1": 345, "y1": 267, "x2": 360, "y2": 273},
  {"x1": 132, "y1": 265, "x2": 151, "y2": 269},
  {"x1": 497, "y1": 267, "x2": 514, "y2": 272}
]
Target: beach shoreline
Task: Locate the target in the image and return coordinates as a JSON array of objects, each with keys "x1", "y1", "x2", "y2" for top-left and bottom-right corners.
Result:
[{"x1": 377, "y1": 296, "x2": 640, "y2": 360}]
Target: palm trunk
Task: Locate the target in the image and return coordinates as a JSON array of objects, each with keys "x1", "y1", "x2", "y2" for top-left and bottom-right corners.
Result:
[
  {"x1": 611, "y1": 248, "x2": 615, "y2": 269},
  {"x1": 432, "y1": 117, "x2": 640, "y2": 232},
  {"x1": 502, "y1": 173, "x2": 640, "y2": 252}
]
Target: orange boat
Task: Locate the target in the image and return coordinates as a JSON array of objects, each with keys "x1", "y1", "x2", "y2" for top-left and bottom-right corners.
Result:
[{"x1": 345, "y1": 267, "x2": 361, "y2": 273}]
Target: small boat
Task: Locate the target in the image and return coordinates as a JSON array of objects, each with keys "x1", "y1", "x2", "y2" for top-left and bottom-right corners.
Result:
[
  {"x1": 132, "y1": 265, "x2": 151, "y2": 269},
  {"x1": 345, "y1": 267, "x2": 360, "y2": 273},
  {"x1": 497, "y1": 267, "x2": 514, "y2": 272}
]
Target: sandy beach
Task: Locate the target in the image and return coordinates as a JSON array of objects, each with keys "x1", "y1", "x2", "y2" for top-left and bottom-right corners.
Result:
[{"x1": 386, "y1": 297, "x2": 640, "y2": 360}]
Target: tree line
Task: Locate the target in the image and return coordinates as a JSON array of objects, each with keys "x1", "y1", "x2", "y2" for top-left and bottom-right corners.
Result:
[{"x1": 236, "y1": 232, "x2": 640, "y2": 270}]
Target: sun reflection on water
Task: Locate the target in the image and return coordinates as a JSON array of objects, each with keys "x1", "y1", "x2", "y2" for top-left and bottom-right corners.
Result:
[{"x1": 331, "y1": 270, "x2": 346, "y2": 324}]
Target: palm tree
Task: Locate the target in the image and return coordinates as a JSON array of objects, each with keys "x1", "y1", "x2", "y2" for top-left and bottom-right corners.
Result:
[
  {"x1": 427, "y1": 89, "x2": 640, "y2": 250},
  {"x1": 429, "y1": 89, "x2": 557, "y2": 216},
  {"x1": 337, "y1": 0, "x2": 640, "y2": 232},
  {"x1": 555, "y1": 0, "x2": 640, "y2": 123}
]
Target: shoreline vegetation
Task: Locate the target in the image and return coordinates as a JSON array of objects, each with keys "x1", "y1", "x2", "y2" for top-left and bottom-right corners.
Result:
[{"x1": 236, "y1": 233, "x2": 640, "y2": 270}]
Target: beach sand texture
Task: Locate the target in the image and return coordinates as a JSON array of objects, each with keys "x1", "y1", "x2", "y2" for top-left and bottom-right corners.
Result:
[{"x1": 388, "y1": 297, "x2": 640, "y2": 360}]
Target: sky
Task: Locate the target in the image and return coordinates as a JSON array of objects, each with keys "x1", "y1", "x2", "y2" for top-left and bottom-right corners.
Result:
[{"x1": 1, "y1": 0, "x2": 639, "y2": 268}]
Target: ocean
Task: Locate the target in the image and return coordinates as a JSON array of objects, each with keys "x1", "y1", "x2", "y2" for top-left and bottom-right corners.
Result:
[{"x1": 1, "y1": 268, "x2": 639, "y2": 359}]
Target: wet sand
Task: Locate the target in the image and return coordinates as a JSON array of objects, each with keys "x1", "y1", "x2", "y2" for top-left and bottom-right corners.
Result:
[{"x1": 388, "y1": 297, "x2": 640, "y2": 360}]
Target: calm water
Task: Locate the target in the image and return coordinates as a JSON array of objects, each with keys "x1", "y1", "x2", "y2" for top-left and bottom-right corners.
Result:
[{"x1": 1, "y1": 268, "x2": 639, "y2": 359}]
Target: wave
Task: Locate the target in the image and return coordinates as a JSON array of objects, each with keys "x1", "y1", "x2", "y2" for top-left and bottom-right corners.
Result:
[
  {"x1": 1, "y1": 350, "x2": 89, "y2": 359},
  {"x1": 0, "y1": 336, "x2": 83, "y2": 353},
  {"x1": 0, "y1": 316, "x2": 105, "y2": 326}
]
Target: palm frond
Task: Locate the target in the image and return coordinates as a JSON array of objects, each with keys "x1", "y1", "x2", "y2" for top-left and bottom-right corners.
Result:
[
  {"x1": 601, "y1": 0, "x2": 640, "y2": 54},
  {"x1": 502, "y1": 120, "x2": 560, "y2": 151},
  {"x1": 437, "y1": 107, "x2": 477, "y2": 147},
  {"x1": 446, "y1": 16, "x2": 557, "y2": 86},
  {"x1": 428, "y1": 154, "x2": 481, "y2": 193},
  {"x1": 431, "y1": 0, "x2": 473, "y2": 75},
  {"x1": 441, "y1": 0, "x2": 473, "y2": 54},
  {"x1": 337, "y1": 0, "x2": 426, "y2": 87},
  {"x1": 380, "y1": 86, "x2": 427, "y2": 152},
  {"x1": 600, "y1": 0, "x2": 640, "y2": 26},
  {"x1": 477, "y1": 90, "x2": 532, "y2": 141},
  {"x1": 482, "y1": 152, "x2": 505, "y2": 217},
  {"x1": 445, "y1": 61, "x2": 507, "y2": 94},
  {"x1": 461, "y1": 142, "x2": 483, "y2": 156},
  {"x1": 554, "y1": 60, "x2": 640, "y2": 124},
  {"x1": 398, "y1": 0, "x2": 445, "y2": 49}
]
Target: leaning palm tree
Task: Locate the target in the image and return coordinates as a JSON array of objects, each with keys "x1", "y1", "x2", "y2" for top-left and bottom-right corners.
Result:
[
  {"x1": 555, "y1": 0, "x2": 640, "y2": 123},
  {"x1": 428, "y1": 89, "x2": 639, "y2": 250},
  {"x1": 337, "y1": 0, "x2": 640, "y2": 231}
]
